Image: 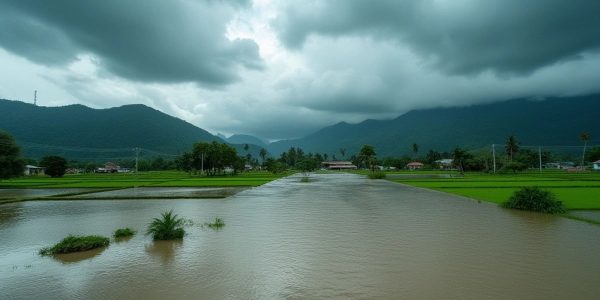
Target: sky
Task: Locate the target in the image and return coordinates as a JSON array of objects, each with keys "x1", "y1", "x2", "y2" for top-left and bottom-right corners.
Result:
[{"x1": 1, "y1": 0, "x2": 599, "y2": 140}]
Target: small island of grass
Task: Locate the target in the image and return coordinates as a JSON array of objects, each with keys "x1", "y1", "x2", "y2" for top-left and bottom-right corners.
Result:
[
  {"x1": 39, "y1": 235, "x2": 110, "y2": 256},
  {"x1": 147, "y1": 210, "x2": 185, "y2": 240},
  {"x1": 113, "y1": 227, "x2": 136, "y2": 238},
  {"x1": 502, "y1": 186, "x2": 566, "y2": 214}
]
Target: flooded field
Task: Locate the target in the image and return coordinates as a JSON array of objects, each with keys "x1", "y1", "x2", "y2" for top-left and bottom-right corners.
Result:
[
  {"x1": 1, "y1": 173, "x2": 599, "y2": 299},
  {"x1": 69, "y1": 187, "x2": 248, "y2": 199},
  {"x1": 0, "y1": 188, "x2": 97, "y2": 200}
]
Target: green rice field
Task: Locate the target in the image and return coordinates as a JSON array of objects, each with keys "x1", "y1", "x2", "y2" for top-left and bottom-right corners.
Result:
[
  {"x1": 389, "y1": 170, "x2": 600, "y2": 210},
  {"x1": 0, "y1": 171, "x2": 292, "y2": 189}
]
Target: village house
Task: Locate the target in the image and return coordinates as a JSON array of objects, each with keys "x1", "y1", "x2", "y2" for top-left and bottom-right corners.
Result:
[
  {"x1": 24, "y1": 165, "x2": 45, "y2": 176},
  {"x1": 593, "y1": 160, "x2": 600, "y2": 171},
  {"x1": 96, "y1": 162, "x2": 121, "y2": 173},
  {"x1": 322, "y1": 161, "x2": 358, "y2": 170},
  {"x1": 434, "y1": 159, "x2": 454, "y2": 169},
  {"x1": 406, "y1": 162, "x2": 424, "y2": 170}
]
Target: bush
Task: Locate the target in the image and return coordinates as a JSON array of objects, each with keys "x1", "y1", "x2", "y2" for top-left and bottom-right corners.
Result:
[
  {"x1": 113, "y1": 227, "x2": 136, "y2": 238},
  {"x1": 300, "y1": 176, "x2": 310, "y2": 182},
  {"x1": 368, "y1": 171, "x2": 386, "y2": 179},
  {"x1": 503, "y1": 162, "x2": 527, "y2": 173},
  {"x1": 146, "y1": 210, "x2": 185, "y2": 240},
  {"x1": 206, "y1": 217, "x2": 225, "y2": 229},
  {"x1": 502, "y1": 186, "x2": 565, "y2": 214},
  {"x1": 40, "y1": 155, "x2": 68, "y2": 177},
  {"x1": 39, "y1": 235, "x2": 110, "y2": 256}
]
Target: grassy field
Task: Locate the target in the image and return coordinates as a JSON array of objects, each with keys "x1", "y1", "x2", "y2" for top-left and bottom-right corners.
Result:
[
  {"x1": 0, "y1": 171, "x2": 292, "y2": 189},
  {"x1": 387, "y1": 170, "x2": 600, "y2": 210}
]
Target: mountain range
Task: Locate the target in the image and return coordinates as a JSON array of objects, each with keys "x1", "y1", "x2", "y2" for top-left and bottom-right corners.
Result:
[{"x1": 1, "y1": 94, "x2": 599, "y2": 160}]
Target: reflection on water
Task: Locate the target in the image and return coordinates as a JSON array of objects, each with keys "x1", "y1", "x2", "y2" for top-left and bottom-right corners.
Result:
[
  {"x1": 53, "y1": 247, "x2": 107, "y2": 264},
  {"x1": 0, "y1": 173, "x2": 599, "y2": 299},
  {"x1": 145, "y1": 240, "x2": 183, "y2": 264}
]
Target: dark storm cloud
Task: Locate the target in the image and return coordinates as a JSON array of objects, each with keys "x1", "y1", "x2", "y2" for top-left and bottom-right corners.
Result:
[
  {"x1": 276, "y1": 0, "x2": 600, "y2": 75},
  {"x1": 0, "y1": 0, "x2": 261, "y2": 85}
]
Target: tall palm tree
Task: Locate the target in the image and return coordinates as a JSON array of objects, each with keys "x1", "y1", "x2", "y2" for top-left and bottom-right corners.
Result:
[
  {"x1": 412, "y1": 143, "x2": 419, "y2": 159},
  {"x1": 259, "y1": 148, "x2": 267, "y2": 164},
  {"x1": 580, "y1": 132, "x2": 590, "y2": 170},
  {"x1": 505, "y1": 135, "x2": 519, "y2": 162}
]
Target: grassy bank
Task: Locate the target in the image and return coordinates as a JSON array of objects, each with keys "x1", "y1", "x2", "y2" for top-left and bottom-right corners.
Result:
[
  {"x1": 388, "y1": 170, "x2": 600, "y2": 210},
  {"x1": 0, "y1": 170, "x2": 292, "y2": 189}
]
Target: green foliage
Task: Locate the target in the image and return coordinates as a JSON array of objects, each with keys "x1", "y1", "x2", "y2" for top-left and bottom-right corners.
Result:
[
  {"x1": 503, "y1": 161, "x2": 527, "y2": 173},
  {"x1": 39, "y1": 155, "x2": 67, "y2": 177},
  {"x1": 39, "y1": 235, "x2": 110, "y2": 255},
  {"x1": 300, "y1": 176, "x2": 310, "y2": 182},
  {"x1": 0, "y1": 130, "x2": 25, "y2": 179},
  {"x1": 146, "y1": 210, "x2": 185, "y2": 240},
  {"x1": 368, "y1": 171, "x2": 386, "y2": 179},
  {"x1": 206, "y1": 217, "x2": 225, "y2": 228},
  {"x1": 359, "y1": 145, "x2": 377, "y2": 171},
  {"x1": 265, "y1": 158, "x2": 287, "y2": 174},
  {"x1": 588, "y1": 147, "x2": 600, "y2": 162},
  {"x1": 502, "y1": 186, "x2": 566, "y2": 214},
  {"x1": 190, "y1": 141, "x2": 239, "y2": 176},
  {"x1": 452, "y1": 147, "x2": 472, "y2": 174},
  {"x1": 113, "y1": 227, "x2": 136, "y2": 238}
]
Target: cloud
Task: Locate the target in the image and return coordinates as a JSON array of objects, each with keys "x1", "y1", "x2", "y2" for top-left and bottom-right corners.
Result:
[
  {"x1": 275, "y1": 0, "x2": 600, "y2": 76},
  {"x1": 0, "y1": 0, "x2": 262, "y2": 86}
]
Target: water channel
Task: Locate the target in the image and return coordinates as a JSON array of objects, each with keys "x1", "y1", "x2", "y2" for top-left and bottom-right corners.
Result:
[{"x1": 1, "y1": 173, "x2": 599, "y2": 299}]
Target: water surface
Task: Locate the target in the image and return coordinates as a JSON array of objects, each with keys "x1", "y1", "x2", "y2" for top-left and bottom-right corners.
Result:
[{"x1": 1, "y1": 173, "x2": 599, "y2": 299}]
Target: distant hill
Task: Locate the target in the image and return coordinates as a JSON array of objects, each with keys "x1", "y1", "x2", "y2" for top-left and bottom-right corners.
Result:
[
  {"x1": 226, "y1": 134, "x2": 268, "y2": 148},
  {"x1": 268, "y1": 94, "x2": 600, "y2": 157},
  {"x1": 0, "y1": 99, "x2": 261, "y2": 160}
]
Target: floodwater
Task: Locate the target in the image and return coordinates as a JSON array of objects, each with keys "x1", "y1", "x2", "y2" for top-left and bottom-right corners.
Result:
[
  {"x1": 0, "y1": 188, "x2": 96, "y2": 200},
  {"x1": 1, "y1": 173, "x2": 599, "y2": 299},
  {"x1": 69, "y1": 187, "x2": 248, "y2": 199}
]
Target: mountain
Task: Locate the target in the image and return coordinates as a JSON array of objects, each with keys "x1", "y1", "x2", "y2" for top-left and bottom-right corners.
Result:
[
  {"x1": 268, "y1": 94, "x2": 600, "y2": 157},
  {"x1": 226, "y1": 134, "x2": 268, "y2": 148},
  {"x1": 0, "y1": 99, "x2": 241, "y2": 160}
]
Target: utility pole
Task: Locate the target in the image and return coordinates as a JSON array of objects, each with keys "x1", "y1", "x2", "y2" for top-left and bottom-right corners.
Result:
[
  {"x1": 134, "y1": 147, "x2": 140, "y2": 173},
  {"x1": 34, "y1": 90, "x2": 37, "y2": 106},
  {"x1": 492, "y1": 144, "x2": 496, "y2": 174},
  {"x1": 538, "y1": 146, "x2": 542, "y2": 173}
]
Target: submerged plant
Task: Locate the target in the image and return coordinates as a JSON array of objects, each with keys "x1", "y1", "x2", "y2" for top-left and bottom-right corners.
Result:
[
  {"x1": 300, "y1": 176, "x2": 310, "y2": 183},
  {"x1": 39, "y1": 235, "x2": 110, "y2": 256},
  {"x1": 113, "y1": 227, "x2": 136, "y2": 238},
  {"x1": 146, "y1": 210, "x2": 186, "y2": 240},
  {"x1": 206, "y1": 217, "x2": 225, "y2": 229},
  {"x1": 502, "y1": 186, "x2": 565, "y2": 214}
]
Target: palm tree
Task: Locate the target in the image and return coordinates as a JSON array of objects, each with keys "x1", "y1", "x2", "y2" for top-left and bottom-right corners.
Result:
[
  {"x1": 259, "y1": 148, "x2": 267, "y2": 164},
  {"x1": 580, "y1": 132, "x2": 590, "y2": 170},
  {"x1": 505, "y1": 135, "x2": 519, "y2": 162},
  {"x1": 412, "y1": 143, "x2": 419, "y2": 159},
  {"x1": 146, "y1": 210, "x2": 185, "y2": 240}
]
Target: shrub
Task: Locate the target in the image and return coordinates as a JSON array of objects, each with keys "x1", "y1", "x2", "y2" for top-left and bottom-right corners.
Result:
[
  {"x1": 502, "y1": 186, "x2": 565, "y2": 214},
  {"x1": 146, "y1": 210, "x2": 185, "y2": 240},
  {"x1": 113, "y1": 227, "x2": 136, "y2": 238},
  {"x1": 39, "y1": 235, "x2": 110, "y2": 256},
  {"x1": 368, "y1": 171, "x2": 386, "y2": 179},
  {"x1": 300, "y1": 176, "x2": 310, "y2": 182},
  {"x1": 206, "y1": 217, "x2": 225, "y2": 228}
]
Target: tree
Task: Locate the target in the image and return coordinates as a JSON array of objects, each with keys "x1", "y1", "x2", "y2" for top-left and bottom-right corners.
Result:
[
  {"x1": 452, "y1": 147, "x2": 471, "y2": 175},
  {"x1": 588, "y1": 146, "x2": 600, "y2": 162},
  {"x1": 259, "y1": 148, "x2": 267, "y2": 164},
  {"x1": 340, "y1": 148, "x2": 346, "y2": 159},
  {"x1": 412, "y1": 143, "x2": 419, "y2": 159},
  {"x1": 40, "y1": 155, "x2": 67, "y2": 178},
  {"x1": 359, "y1": 145, "x2": 376, "y2": 172},
  {"x1": 191, "y1": 141, "x2": 238, "y2": 176},
  {"x1": 580, "y1": 132, "x2": 589, "y2": 169},
  {"x1": 0, "y1": 131, "x2": 25, "y2": 179},
  {"x1": 505, "y1": 135, "x2": 519, "y2": 162}
]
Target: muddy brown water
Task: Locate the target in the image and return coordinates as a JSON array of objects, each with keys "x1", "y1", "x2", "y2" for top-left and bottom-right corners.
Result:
[{"x1": 1, "y1": 173, "x2": 599, "y2": 299}]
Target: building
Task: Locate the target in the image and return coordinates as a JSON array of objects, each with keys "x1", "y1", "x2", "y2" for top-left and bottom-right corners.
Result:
[
  {"x1": 434, "y1": 159, "x2": 453, "y2": 169},
  {"x1": 24, "y1": 165, "x2": 45, "y2": 176},
  {"x1": 96, "y1": 162, "x2": 121, "y2": 173},
  {"x1": 593, "y1": 160, "x2": 600, "y2": 171},
  {"x1": 406, "y1": 162, "x2": 424, "y2": 170},
  {"x1": 322, "y1": 161, "x2": 357, "y2": 170}
]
